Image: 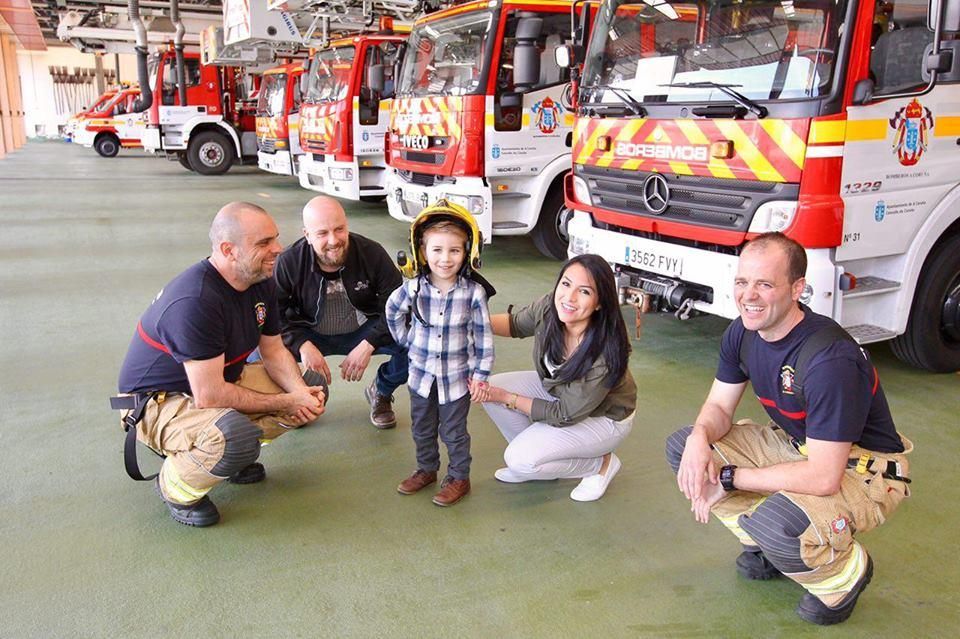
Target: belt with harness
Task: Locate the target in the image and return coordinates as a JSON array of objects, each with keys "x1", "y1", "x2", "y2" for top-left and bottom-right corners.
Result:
[
  {"x1": 789, "y1": 437, "x2": 911, "y2": 484},
  {"x1": 109, "y1": 391, "x2": 169, "y2": 481}
]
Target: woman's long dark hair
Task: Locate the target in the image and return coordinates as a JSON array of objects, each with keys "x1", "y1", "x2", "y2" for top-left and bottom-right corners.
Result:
[{"x1": 543, "y1": 254, "x2": 631, "y2": 388}]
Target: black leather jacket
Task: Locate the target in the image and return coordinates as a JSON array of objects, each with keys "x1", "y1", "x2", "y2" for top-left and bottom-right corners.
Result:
[{"x1": 274, "y1": 233, "x2": 402, "y2": 354}]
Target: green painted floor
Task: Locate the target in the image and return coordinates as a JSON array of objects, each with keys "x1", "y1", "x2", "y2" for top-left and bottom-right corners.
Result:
[{"x1": 1, "y1": 141, "x2": 958, "y2": 637}]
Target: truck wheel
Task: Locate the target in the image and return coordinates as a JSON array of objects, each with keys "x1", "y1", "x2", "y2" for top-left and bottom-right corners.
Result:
[
  {"x1": 531, "y1": 185, "x2": 572, "y2": 260},
  {"x1": 177, "y1": 152, "x2": 193, "y2": 171},
  {"x1": 890, "y1": 233, "x2": 960, "y2": 372},
  {"x1": 187, "y1": 131, "x2": 235, "y2": 175},
  {"x1": 94, "y1": 133, "x2": 120, "y2": 158}
]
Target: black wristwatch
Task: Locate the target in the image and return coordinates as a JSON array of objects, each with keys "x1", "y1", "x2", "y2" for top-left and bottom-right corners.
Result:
[{"x1": 719, "y1": 465, "x2": 737, "y2": 492}]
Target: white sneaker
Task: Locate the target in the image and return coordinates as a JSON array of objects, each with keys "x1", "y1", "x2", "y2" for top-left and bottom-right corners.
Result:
[
  {"x1": 570, "y1": 454, "x2": 622, "y2": 502},
  {"x1": 494, "y1": 467, "x2": 529, "y2": 483}
]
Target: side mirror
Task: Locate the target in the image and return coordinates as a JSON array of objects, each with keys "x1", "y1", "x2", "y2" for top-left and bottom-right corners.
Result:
[
  {"x1": 929, "y1": 0, "x2": 960, "y2": 32},
  {"x1": 513, "y1": 16, "x2": 544, "y2": 91},
  {"x1": 366, "y1": 64, "x2": 385, "y2": 94}
]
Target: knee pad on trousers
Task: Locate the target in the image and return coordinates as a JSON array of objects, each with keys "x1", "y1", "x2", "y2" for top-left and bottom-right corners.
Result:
[
  {"x1": 665, "y1": 426, "x2": 693, "y2": 474},
  {"x1": 210, "y1": 410, "x2": 263, "y2": 477},
  {"x1": 739, "y1": 493, "x2": 812, "y2": 574},
  {"x1": 302, "y1": 369, "x2": 330, "y2": 401}
]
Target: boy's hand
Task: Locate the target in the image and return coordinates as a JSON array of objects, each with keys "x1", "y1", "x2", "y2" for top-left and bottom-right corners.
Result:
[{"x1": 469, "y1": 378, "x2": 490, "y2": 402}]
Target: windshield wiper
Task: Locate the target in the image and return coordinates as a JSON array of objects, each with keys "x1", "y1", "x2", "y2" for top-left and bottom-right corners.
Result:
[
  {"x1": 660, "y1": 82, "x2": 768, "y2": 118},
  {"x1": 582, "y1": 83, "x2": 646, "y2": 116}
]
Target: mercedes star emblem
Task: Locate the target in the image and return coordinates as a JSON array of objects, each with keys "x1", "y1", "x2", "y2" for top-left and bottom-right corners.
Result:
[{"x1": 642, "y1": 173, "x2": 670, "y2": 215}]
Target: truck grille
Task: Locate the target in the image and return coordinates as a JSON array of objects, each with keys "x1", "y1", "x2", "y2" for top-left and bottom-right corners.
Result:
[
  {"x1": 402, "y1": 150, "x2": 444, "y2": 164},
  {"x1": 397, "y1": 170, "x2": 437, "y2": 187},
  {"x1": 576, "y1": 165, "x2": 798, "y2": 232}
]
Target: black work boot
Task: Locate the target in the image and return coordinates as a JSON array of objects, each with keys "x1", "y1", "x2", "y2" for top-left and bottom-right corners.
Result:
[
  {"x1": 154, "y1": 478, "x2": 219, "y2": 527},
  {"x1": 364, "y1": 380, "x2": 397, "y2": 429},
  {"x1": 736, "y1": 549, "x2": 782, "y2": 580},
  {"x1": 226, "y1": 462, "x2": 266, "y2": 484},
  {"x1": 796, "y1": 554, "x2": 874, "y2": 625}
]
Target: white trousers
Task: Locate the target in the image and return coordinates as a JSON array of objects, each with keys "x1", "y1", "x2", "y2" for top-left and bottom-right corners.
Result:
[{"x1": 482, "y1": 371, "x2": 634, "y2": 479}]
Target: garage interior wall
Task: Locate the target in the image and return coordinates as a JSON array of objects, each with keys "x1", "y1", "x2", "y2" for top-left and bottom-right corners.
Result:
[{"x1": 16, "y1": 45, "x2": 140, "y2": 138}]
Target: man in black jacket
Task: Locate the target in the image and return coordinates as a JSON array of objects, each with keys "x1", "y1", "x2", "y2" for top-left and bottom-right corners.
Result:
[{"x1": 275, "y1": 196, "x2": 406, "y2": 429}]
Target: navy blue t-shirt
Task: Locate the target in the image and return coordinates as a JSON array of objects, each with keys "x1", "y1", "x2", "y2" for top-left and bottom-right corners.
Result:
[
  {"x1": 716, "y1": 306, "x2": 903, "y2": 453},
  {"x1": 118, "y1": 260, "x2": 280, "y2": 394}
]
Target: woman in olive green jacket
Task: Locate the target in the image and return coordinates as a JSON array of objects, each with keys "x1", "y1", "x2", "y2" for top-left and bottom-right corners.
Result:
[{"x1": 482, "y1": 254, "x2": 637, "y2": 501}]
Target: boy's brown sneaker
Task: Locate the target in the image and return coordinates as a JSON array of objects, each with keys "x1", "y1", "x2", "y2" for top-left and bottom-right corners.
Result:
[
  {"x1": 397, "y1": 469, "x2": 437, "y2": 494},
  {"x1": 432, "y1": 477, "x2": 470, "y2": 507}
]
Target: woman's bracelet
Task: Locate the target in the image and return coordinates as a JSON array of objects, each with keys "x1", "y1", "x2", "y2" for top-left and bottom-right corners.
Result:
[{"x1": 506, "y1": 393, "x2": 519, "y2": 411}]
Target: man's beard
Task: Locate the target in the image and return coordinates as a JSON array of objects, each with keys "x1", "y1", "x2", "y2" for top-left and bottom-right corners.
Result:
[{"x1": 316, "y1": 239, "x2": 348, "y2": 269}]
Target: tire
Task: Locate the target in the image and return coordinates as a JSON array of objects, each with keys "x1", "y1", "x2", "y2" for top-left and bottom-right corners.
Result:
[
  {"x1": 94, "y1": 134, "x2": 120, "y2": 158},
  {"x1": 177, "y1": 152, "x2": 193, "y2": 171},
  {"x1": 531, "y1": 184, "x2": 572, "y2": 260},
  {"x1": 890, "y1": 233, "x2": 960, "y2": 372},
  {"x1": 187, "y1": 131, "x2": 235, "y2": 175}
]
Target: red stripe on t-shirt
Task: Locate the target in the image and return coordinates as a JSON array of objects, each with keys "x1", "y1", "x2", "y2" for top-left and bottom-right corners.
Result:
[
  {"x1": 757, "y1": 396, "x2": 807, "y2": 420},
  {"x1": 137, "y1": 321, "x2": 171, "y2": 354}
]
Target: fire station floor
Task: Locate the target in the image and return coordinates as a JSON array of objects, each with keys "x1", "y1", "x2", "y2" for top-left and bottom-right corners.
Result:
[{"x1": 2, "y1": 140, "x2": 958, "y2": 638}]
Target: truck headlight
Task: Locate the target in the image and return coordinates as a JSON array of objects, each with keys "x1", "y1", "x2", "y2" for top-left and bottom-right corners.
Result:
[
  {"x1": 445, "y1": 194, "x2": 484, "y2": 216},
  {"x1": 749, "y1": 201, "x2": 798, "y2": 233},
  {"x1": 573, "y1": 175, "x2": 592, "y2": 206}
]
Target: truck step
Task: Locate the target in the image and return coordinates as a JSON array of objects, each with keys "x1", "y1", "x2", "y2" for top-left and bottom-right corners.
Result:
[
  {"x1": 842, "y1": 276, "x2": 900, "y2": 298},
  {"x1": 845, "y1": 324, "x2": 898, "y2": 344}
]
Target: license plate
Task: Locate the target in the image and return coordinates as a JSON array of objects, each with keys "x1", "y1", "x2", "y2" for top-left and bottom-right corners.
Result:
[{"x1": 623, "y1": 244, "x2": 684, "y2": 278}]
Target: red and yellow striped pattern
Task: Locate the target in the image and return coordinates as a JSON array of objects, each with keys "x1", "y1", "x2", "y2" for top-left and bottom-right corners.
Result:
[
  {"x1": 573, "y1": 117, "x2": 810, "y2": 183},
  {"x1": 300, "y1": 102, "x2": 338, "y2": 145},
  {"x1": 390, "y1": 96, "x2": 462, "y2": 142},
  {"x1": 256, "y1": 116, "x2": 282, "y2": 140}
]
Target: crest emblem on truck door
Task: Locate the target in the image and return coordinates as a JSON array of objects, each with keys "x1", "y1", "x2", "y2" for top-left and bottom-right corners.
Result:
[
  {"x1": 642, "y1": 173, "x2": 670, "y2": 214},
  {"x1": 889, "y1": 98, "x2": 934, "y2": 167}
]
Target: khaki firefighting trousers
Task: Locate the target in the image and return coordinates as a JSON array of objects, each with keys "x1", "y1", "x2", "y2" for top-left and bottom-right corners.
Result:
[
  {"x1": 123, "y1": 363, "x2": 307, "y2": 505},
  {"x1": 667, "y1": 421, "x2": 911, "y2": 604}
]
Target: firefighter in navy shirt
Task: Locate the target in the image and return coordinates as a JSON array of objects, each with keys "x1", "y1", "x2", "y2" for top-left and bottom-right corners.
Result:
[
  {"x1": 665, "y1": 232, "x2": 912, "y2": 625},
  {"x1": 117, "y1": 202, "x2": 327, "y2": 527}
]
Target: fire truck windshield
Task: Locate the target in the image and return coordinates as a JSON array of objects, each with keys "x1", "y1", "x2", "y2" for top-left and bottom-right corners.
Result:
[
  {"x1": 306, "y1": 46, "x2": 356, "y2": 103},
  {"x1": 257, "y1": 73, "x2": 288, "y2": 117},
  {"x1": 396, "y1": 10, "x2": 495, "y2": 97},
  {"x1": 582, "y1": 0, "x2": 847, "y2": 105}
]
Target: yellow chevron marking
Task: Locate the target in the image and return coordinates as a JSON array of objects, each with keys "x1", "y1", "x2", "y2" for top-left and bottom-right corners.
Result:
[
  {"x1": 934, "y1": 116, "x2": 960, "y2": 136},
  {"x1": 577, "y1": 119, "x2": 614, "y2": 164},
  {"x1": 716, "y1": 121, "x2": 784, "y2": 182},
  {"x1": 676, "y1": 120, "x2": 709, "y2": 144},
  {"x1": 845, "y1": 119, "x2": 888, "y2": 142},
  {"x1": 669, "y1": 161, "x2": 693, "y2": 175},
  {"x1": 708, "y1": 160, "x2": 736, "y2": 179},
  {"x1": 809, "y1": 120, "x2": 846, "y2": 144},
  {"x1": 647, "y1": 124, "x2": 668, "y2": 143},
  {"x1": 622, "y1": 158, "x2": 644, "y2": 171},
  {"x1": 761, "y1": 120, "x2": 806, "y2": 169}
]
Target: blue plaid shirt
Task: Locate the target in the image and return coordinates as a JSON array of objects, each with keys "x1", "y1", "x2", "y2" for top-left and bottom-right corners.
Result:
[{"x1": 386, "y1": 274, "x2": 494, "y2": 403}]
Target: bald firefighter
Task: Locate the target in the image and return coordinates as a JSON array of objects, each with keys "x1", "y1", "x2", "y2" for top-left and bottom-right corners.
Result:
[{"x1": 115, "y1": 202, "x2": 327, "y2": 527}]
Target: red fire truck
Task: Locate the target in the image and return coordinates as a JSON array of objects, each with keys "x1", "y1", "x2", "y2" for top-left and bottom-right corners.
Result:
[
  {"x1": 257, "y1": 61, "x2": 306, "y2": 176},
  {"x1": 73, "y1": 87, "x2": 144, "y2": 157},
  {"x1": 297, "y1": 32, "x2": 407, "y2": 200},
  {"x1": 139, "y1": 48, "x2": 260, "y2": 174},
  {"x1": 64, "y1": 89, "x2": 118, "y2": 143},
  {"x1": 561, "y1": 0, "x2": 960, "y2": 371},
  {"x1": 383, "y1": 0, "x2": 582, "y2": 259}
]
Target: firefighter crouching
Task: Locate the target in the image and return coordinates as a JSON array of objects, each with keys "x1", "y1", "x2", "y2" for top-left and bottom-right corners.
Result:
[
  {"x1": 113, "y1": 202, "x2": 327, "y2": 527},
  {"x1": 666, "y1": 232, "x2": 912, "y2": 625}
]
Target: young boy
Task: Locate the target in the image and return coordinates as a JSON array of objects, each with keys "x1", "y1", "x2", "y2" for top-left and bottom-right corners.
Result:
[{"x1": 386, "y1": 202, "x2": 494, "y2": 506}]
